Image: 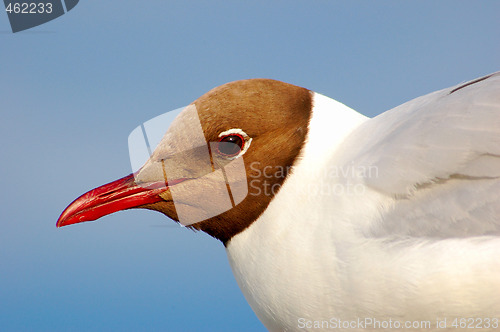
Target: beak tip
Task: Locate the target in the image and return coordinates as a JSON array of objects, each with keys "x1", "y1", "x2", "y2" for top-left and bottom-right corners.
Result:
[
  {"x1": 56, "y1": 206, "x2": 76, "y2": 228},
  {"x1": 56, "y1": 215, "x2": 70, "y2": 228}
]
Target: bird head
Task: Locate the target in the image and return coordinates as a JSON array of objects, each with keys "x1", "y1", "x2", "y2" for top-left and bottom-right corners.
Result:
[{"x1": 57, "y1": 79, "x2": 312, "y2": 244}]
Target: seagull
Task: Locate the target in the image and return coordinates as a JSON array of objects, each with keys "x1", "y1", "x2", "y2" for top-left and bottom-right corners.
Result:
[{"x1": 58, "y1": 72, "x2": 500, "y2": 331}]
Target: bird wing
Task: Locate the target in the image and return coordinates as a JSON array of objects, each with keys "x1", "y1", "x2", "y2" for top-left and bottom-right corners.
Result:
[{"x1": 338, "y1": 72, "x2": 500, "y2": 238}]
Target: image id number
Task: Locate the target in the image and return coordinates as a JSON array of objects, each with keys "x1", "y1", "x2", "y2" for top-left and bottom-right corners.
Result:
[{"x1": 5, "y1": 2, "x2": 53, "y2": 14}]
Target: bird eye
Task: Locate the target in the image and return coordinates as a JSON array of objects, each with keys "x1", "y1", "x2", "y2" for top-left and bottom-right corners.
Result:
[{"x1": 217, "y1": 134, "x2": 245, "y2": 157}]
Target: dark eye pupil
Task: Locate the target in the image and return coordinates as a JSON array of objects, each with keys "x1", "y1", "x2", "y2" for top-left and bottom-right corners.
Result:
[{"x1": 218, "y1": 135, "x2": 244, "y2": 156}]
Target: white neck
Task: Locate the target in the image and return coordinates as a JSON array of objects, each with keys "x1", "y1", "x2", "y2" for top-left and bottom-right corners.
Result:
[{"x1": 226, "y1": 93, "x2": 369, "y2": 330}]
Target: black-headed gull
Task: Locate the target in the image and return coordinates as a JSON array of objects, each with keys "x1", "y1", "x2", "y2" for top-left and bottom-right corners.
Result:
[{"x1": 58, "y1": 72, "x2": 500, "y2": 331}]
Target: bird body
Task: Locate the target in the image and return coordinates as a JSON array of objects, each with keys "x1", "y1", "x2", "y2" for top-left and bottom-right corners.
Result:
[
  {"x1": 58, "y1": 73, "x2": 500, "y2": 331},
  {"x1": 227, "y1": 81, "x2": 500, "y2": 330}
]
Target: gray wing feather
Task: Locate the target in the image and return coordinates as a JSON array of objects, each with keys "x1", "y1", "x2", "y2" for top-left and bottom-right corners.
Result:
[{"x1": 341, "y1": 72, "x2": 500, "y2": 238}]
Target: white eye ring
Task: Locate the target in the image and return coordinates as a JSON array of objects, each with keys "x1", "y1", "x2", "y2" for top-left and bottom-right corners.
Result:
[{"x1": 218, "y1": 128, "x2": 252, "y2": 159}]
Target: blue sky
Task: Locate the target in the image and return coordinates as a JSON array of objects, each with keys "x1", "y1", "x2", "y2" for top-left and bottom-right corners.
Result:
[{"x1": 1, "y1": 1, "x2": 499, "y2": 331}]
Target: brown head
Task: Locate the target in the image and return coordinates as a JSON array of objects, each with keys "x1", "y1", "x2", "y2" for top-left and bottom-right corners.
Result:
[{"x1": 57, "y1": 79, "x2": 313, "y2": 245}]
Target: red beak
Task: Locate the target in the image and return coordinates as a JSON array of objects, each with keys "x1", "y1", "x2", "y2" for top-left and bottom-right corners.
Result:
[{"x1": 56, "y1": 174, "x2": 167, "y2": 227}]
